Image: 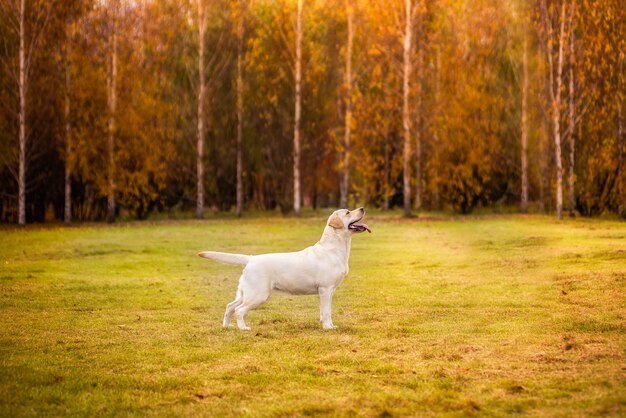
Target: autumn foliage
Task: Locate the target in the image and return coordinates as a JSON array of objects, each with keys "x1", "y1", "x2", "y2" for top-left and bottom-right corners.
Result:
[{"x1": 0, "y1": 0, "x2": 624, "y2": 222}]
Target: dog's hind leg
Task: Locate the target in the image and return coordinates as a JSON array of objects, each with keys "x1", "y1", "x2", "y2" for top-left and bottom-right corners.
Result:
[
  {"x1": 234, "y1": 304, "x2": 253, "y2": 330},
  {"x1": 223, "y1": 294, "x2": 242, "y2": 328},
  {"x1": 234, "y1": 288, "x2": 270, "y2": 331}
]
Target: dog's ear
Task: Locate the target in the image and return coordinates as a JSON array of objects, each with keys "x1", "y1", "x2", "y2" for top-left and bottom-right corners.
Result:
[{"x1": 328, "y1": 213, "x2": 344, "y2": 229}]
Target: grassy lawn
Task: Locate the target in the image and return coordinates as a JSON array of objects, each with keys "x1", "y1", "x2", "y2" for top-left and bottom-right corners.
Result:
[{"x1": 1, "y1": 212, "x2": 624, "y2": 416}]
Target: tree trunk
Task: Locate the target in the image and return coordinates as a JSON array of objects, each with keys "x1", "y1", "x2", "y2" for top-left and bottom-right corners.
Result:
[
  {"x1": 618, "y1": 58, "x2": 625, "y2": 217},
  {"x1": 619, "y1": 99, "x2": 624, "y2": 217},
  {"x1": 383, "y1": 132, "x2": 390, "y2": 210},
  {"x1": 538, "y1": 118, "x2": 547, "y2": 212},
  {"x1": 64, "y1": 18, "x2": 72, "y2": 224},
  {"x1": 402, "y1": 0, "x2": 412, "y2": 217},
  {"x1": 432, "y1": 47, "x2": 441, "y2": 209},
  {"x1": 293, "y1": 0, "x2": 302, "y2": 216},
  {"x1": 553, "y1": 1, "x2": 566, "y2": 220},
  {"x1": 340, "y1": 0, "x2": 353, "y2": 209},
  {"x1": 520, "y1": 35, "x2": 529, "y2": 213},
  {"x1": 106, "y1": 14, "x2": 117, "y2": 224},
  {"x1": 196, "y1": 0, "x2": 206, "y2": 219},
  {"x1": 236, "y1": 0, "x2": 244, "y2": 217},
  {"x1": 567, "y1": 1, "x2": 576, "y2": 218},
  {"x1": 382, "y1": 75, "x2": 390, "y2": 211},
  {"x1": 414, "y1": 44, "x2": 423, "y2": 212},
  {"x1": 18, "y1": 0, "x2": 26, "y2": 225},
  {"x1": 545, "y1": 0, "x2": 567, "y2": 220}
]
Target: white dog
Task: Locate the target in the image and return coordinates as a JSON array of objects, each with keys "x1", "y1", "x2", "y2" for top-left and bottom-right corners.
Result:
[{"x1": 198, "y1": 208, "x2": 371, "y2": 330}]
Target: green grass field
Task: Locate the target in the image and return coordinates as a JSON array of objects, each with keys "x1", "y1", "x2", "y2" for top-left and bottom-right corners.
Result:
[{"x1": 1, "y1": 212, "x2": 625, "y2": 416}]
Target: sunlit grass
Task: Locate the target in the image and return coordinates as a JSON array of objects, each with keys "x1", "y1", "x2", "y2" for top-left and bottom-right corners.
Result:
[{"x1": 1, "y1": 213, "x2": 624, "y2": 416}]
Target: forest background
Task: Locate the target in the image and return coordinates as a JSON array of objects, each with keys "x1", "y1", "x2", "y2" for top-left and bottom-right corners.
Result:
[{"x1": 1, "y1": 0, "x2": 624, "y2": 224}]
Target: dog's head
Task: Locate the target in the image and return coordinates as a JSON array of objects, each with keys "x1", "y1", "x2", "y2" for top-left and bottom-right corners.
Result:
[{"x1": 327, "y1": 207, "x2": 371, "y2": 233}]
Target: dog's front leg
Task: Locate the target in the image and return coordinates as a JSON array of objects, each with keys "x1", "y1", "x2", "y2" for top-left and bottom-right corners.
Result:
[{"x1": 319, "y1": 287, "x2": 336, "y2": 329}]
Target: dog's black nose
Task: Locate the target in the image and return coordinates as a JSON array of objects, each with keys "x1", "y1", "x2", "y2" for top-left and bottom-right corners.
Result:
[{"x1": 358, "y1": 207, "x2": 364, "y2": 213}]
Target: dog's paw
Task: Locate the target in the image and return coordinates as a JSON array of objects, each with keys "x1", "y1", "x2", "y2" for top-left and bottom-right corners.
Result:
[
  {"x1": 239, "y1": 326, "x2": 251, "y2": 331},
  {"x1": 322, "y1": 324, "x2": 337, "y2": 330}
]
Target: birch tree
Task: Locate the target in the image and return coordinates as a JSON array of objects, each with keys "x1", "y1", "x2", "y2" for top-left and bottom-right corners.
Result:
[
  {"x1": 414, "y1": 34, "x2": 423, "y2": 212},
  {"x1": 196, "y1": 0, "x2": 206, "y2": 219},
  {"x1": 339, "y1": 0, "x2": 353, "y2": 209},
  {"x1": 566, "y1": 0, "x2": 575, "y2": 217},
  {"x1": 0, "y1": 0, "x2": 49, "y2": 225},
  {"x1": 615, "y1": 56, "x2": 626, "y2": 217},
  {"x1": 235, "y1": 0, "x2": 245, "y2": 217},
  {"x1": 541, "y1": 0, "x2": 568, "y2": 220},
  {"x1": 520, "y1": 32, "x2": 529, "y2": 213},
  {"x1": 615, "y1": 0, "x2": 626, "y2": 219},
  {"x1": 616, "y1": 22, "x2": 625, "y2": 218},
  {"x1": 381, "y1": 70, "x2": 392, "y2": 211},
  {"x1": 293, "y1": 0, "x2": 303, "y2": 216},
  {"x1": 401, "y1": 0, "x2": 412, "y2": 217},
  {"x1": 432, "y1": 46, "x2": 441, "y2": 209},
  {"x1": 106, "y1": 0, "x2": 118, "y2": 223}
]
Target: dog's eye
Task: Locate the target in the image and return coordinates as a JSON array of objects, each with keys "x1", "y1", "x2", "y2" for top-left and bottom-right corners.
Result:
[{"x1": 345, "y1": 211, "x2": 350, "y2": 215}]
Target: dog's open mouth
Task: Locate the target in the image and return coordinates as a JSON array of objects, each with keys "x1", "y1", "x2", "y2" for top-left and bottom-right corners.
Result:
[{"x1": 349, "y1": 220, "x2": 371, "y2": 233}]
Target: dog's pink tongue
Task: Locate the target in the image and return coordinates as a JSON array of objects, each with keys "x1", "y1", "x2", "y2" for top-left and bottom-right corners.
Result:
[{"x1": 352, "y1": 223, "x2": 372, "y2": 233}]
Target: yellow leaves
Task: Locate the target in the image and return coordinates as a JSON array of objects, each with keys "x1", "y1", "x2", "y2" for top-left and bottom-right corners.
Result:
[{"x1": 1, "y1": 0, "x2": 624, "y2": 220}]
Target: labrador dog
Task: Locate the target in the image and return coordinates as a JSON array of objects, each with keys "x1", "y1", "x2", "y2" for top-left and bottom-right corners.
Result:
[{"x1": 198, "y1": 208, "x2": 370, "y2": 330}]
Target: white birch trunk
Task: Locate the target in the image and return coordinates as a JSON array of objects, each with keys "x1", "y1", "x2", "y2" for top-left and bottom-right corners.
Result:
[
  {"x1": 520, "y1": 35, "x2": 529, "y2": 213},
  {"x1": 339, "y1": 0, "x2": 353, "y2": 209},
  {"x1": 236, "y1": 0, "x2": 244, "y2": 217},
  {"x1": 553, "y1": 1, "x2": 566, "y2": 220},
  {"x1": 383, "y1": 132, "x2": 390, "y2": 210},
  {"x1": 433, "y1": 47, "x2": 441, "y2": 209},
  {"x1": 552, "y1": 9, "x2": 565, "y2": 219},
  {"x1": 618, "y1": 57, "x2": 625, "y2": 217},
  {"x1": 619, "y1": 97, "x2": 624, "y2": 217},
  {"x1": 106, "y1": 14, "x2": 117, "y2": 224},
  {"x1": 567, "y1": 0, "x2": 576, "y2": 217},
  {"x1": 196, "y1": 0, "x2": 206, "y2": 219},
  {"x1": 382, "y1": 76, "x2": 390, "y2": 211},
  {"x1": 293, "y1": 0, "x2": 302, "y2": 216},
  {"x1": 414, "y1": 44, "x2": 423, "y2": 212},
  {"x1": 402, "y1": 0, "x2": 412, "y2": 217},
  {"x1": 545, "y1": 0, "x2": 567, "y2": 220},
  {"x1": 539, "y1": 117, "x2": 548, "y2": 211},
  {"x1": 18, "y1": 0, "x2": 26, "y2": 225}
]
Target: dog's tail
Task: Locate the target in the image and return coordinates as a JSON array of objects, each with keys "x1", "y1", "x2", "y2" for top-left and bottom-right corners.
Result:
[{"x1": 197, "y1": 251, "x2": 250, "y2": 266}]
